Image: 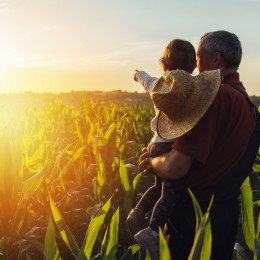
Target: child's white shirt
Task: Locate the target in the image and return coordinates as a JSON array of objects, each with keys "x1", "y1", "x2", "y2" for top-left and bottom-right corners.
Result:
[{"x1": 135, "y1": 71, "x2": 172, "y2": 143}]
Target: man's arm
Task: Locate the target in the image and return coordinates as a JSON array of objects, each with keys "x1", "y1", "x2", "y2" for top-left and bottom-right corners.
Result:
[{"x1": 139, "y1": 148, "x2": 194, "y2": 180}]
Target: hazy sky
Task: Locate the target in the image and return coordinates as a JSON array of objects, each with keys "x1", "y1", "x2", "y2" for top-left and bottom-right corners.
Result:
[{"x1": 0, "y1": 0, "x2": 260, "y2": 95}]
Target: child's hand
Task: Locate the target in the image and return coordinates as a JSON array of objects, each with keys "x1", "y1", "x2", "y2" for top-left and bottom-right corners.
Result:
[
  {"x1": 139, "y1": 147, "x2": 153, "y2": 174},
  {"x1": 134, "y1": 70, "x2": 139, "y2": 82}
]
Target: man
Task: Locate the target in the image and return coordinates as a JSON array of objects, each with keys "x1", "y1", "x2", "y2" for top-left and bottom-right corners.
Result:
[{"x1": 139, "y1": 30, "x2": 259, "y2": 259}]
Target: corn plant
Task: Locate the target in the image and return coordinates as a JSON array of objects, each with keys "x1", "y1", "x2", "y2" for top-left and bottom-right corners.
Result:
[
  {"x1": 0, "y1": 95, "x2": 259, "y2": 260},
  {"x1": 188, "y1": 190, "x2": 213, "y2": 260}
]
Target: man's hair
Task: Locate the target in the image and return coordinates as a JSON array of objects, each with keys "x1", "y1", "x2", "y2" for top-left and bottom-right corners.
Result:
[
  {"x1": 199, "y1": 31, "x2": 242, "y2": 70},
  {"x1": 159, "y1": 39, "x2": 196, "y2": 73}
]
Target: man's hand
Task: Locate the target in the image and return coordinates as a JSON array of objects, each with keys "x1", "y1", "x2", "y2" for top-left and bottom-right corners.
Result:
[
  {"x1": 139, "y1": 147, "x2": 153, "y2": 174},
  {"x1": 140, "y1": 148, "x2": 194, "y2": 180}
]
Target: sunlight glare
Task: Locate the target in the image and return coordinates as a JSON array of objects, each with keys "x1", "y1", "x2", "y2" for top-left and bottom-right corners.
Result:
[{"x1": 0, "y1": 69, "x2": 10, "y2": 93}]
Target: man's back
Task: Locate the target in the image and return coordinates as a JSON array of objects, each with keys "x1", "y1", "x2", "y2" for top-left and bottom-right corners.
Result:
[{"x1": 172, "y1": 71, "x2": 256, "y2": 189}]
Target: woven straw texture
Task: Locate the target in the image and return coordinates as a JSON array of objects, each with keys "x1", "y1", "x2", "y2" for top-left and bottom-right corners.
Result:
[{"x1": 151, "y1": 69, "x2": 221, "y2": 140}]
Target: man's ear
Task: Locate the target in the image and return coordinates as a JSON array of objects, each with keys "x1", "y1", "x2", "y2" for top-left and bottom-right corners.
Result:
[{"x1": 212, "y1": 52, "x2": 225, "y2": 68}]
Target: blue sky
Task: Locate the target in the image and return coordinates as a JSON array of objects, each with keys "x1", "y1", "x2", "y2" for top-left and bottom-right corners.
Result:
[{"x1": 0, "y1": 0, "x2": 260, "y2": 95}]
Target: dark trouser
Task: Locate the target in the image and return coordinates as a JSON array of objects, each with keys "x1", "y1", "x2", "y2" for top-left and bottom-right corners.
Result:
[
  {"x1": 166, "y1": 194, "x2": 239, "y2": 260},
  {"x1": 136, "y1": 141, "x2": 184, "y2": 232},
  {"x1": 149, "y1": 178, "x2": 183, "y2": 232},
  {"x1": 135, "y1": 175, "x2": 162, "y2": 214}
]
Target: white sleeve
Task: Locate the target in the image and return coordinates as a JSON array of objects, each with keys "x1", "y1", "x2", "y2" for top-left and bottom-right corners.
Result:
[{"x1": 135, "y1": 71, "x2": 159, "y2": 92}]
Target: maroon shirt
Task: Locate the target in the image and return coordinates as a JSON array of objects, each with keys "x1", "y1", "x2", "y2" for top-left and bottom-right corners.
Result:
[{"x1": 172, "y1": 72, "x2": 256, "y2": 189}]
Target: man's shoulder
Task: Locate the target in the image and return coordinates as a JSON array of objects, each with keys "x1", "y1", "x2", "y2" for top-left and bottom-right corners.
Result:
[
  {"x1": 214, "y1": 83, "x2": 255, "y2": 125},
  {"x1": 219, "y1": 82, "x2": 247, "y2": 96},
  {"x1": 215, "y1": 83, "x2": 249, "y2": 105}
]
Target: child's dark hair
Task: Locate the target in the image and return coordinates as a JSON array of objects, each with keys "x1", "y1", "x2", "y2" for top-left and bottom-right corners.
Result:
[{"x1": 159, "y1": 39, "x2": 196, "y2": 73}]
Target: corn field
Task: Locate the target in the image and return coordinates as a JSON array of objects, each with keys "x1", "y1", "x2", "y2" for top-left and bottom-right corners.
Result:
[{"x1": 0, "y1": 95, "x2": 259, "y2": 260}]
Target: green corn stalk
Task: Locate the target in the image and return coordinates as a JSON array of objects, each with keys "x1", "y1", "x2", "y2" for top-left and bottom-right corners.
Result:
[{"x1": 241, "y1": 177, "x2": 257, "y2": 259}]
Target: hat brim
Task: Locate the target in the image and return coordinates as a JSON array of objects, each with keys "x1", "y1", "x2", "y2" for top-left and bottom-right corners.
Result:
[{"x1": 156, "y1": 73, "x2": 221, "y2": 140}]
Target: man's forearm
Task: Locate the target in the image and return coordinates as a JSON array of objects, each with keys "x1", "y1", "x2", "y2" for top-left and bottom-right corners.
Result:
[{"x1": 150, "y1": 149, "x2": 194, "y2": 180}]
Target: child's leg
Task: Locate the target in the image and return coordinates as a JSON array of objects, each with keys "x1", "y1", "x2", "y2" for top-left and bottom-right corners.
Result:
[
  {"x1": 135, "y1": 175, "x2": 162, "y2": 214},
  {"x1": 127, "y1": 175, "x2": 162, "y2": 236},
  {"x1": 149, "y1": 178, "x2": 184, "y2": 232},
  {"x1": 135, "y1": 141, "x2": 172, "y2": 213}
]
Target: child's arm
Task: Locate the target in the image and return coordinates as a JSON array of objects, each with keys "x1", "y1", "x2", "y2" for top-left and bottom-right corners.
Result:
[{"x1": 134, "y1": 70, "x2": 159, "y2": 92}]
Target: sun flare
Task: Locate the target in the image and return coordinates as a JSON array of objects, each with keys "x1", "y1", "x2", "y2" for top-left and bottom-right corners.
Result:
[{"x1": 0, "y1": 69, "x2": 10, "y2": 93}]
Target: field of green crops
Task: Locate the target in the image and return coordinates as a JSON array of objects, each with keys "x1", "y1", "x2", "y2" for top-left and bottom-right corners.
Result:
[{"x1": 0, "y1": 93, "x2": 259, "y2": 260}]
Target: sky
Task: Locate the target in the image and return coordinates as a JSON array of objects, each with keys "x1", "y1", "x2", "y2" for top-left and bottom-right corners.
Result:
[{"x1": 0, "y1": 0, "x2": 260, "y2": 95}]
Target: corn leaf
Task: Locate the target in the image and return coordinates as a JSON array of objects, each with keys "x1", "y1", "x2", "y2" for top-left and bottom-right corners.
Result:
[
  {"x1": 145, "y1": 251, "x2": 151, "y2": 260},
  {"x1": 159, "y1": 228, "x2": 171, "y2": 260},
  {"x1": 71, "y1": 146, "x2": 86, "y2": 163},
  {"x1": 49, "y1": 193, "x2": 80, "y2": 258},
  {"x1": 188, "y1": 195, "x2": 213, "y2": 260},
  {"x1": 49, "y1": 144, "x2": 72, "y2": 182},
  {"x1": 22, "y1": 165, "x2": 46, "y2": 199},
  {"x1": 86, "y1": 117, "x2": 94, "y2": 145},
  {"x1": 75, "y1": 119, "x2": 84, "y2": 145},
  {"x1": 241, "y1": 177, "x2": 257, "y2": 258},
  {"x1": 119, "y1": 160, "x2": 130, "y2": 192},
  {"x1": 104, "y1": 124, "x2": 117, "y2": 169},
  {"x1": 104, "y1": 208, "x2": 119, "y2": 260},
  {"x1": 96, "y1": 152, "x2": 106, "y2": 188},
  {"x1": 101, "y1": 227, "x2": 108, "y2": 257},
  {"x1": 132, "y1": 172, "x2": 142, "y2": 190},
  {"x1": 188, "y1": 189, "x2": 203, "y2": 232},
  {"x1": 44, "y1": 216, "x2": 61, "y2": 260},
  {"x1": 77, "y1": 197, "x2": 112, "y2": 260},
  {"x1": 252, "y1": 163, "x2": 260, "y2": 173},
  {"x1": 119, "y1": 160, "x2": 132, "y2": 213},
  {"x1": 128, "y1": 244, "x2": 140, "y2": 255},
  {"x1": 234, "y1": 243, "x2": 250, "y2": 260},
  {"x1": 257, "y1": 214, "x2": 260, "y2": 238}
]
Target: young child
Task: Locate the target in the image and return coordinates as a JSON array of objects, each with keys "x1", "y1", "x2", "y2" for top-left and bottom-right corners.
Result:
[{"x1": 126, "y1": 39, "x2": 196, "y2": 255}]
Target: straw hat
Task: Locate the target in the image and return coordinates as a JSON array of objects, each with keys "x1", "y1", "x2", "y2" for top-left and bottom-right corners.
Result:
[{"x1": 151, "y1": 69, "x2": 221, "y2": 140}]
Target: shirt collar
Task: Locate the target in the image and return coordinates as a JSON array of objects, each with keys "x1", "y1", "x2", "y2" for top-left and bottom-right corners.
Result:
[{"x1": 222, "y1": 71, "x2": 241, "y2": 85}]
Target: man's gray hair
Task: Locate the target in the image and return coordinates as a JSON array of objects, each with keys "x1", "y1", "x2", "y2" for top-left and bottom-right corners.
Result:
[{"x1": 199, "y1": 31, "x2": 242, "y2": 70}]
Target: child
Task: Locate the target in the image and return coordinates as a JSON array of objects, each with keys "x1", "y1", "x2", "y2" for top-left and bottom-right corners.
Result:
[{"x1": 126, "y1": 39, "x2": 196, "y2": 257}]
